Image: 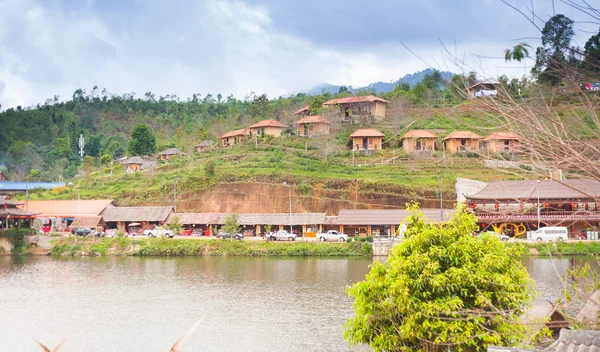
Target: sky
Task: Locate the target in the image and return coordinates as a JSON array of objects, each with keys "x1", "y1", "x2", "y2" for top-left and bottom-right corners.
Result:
[{"x1": 0, "y1": 0, "x2": 597, "y2": 108}]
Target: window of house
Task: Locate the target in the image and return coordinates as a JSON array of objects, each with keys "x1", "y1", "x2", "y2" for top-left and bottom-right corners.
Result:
[{"x1": 368, "y1": 138, "x2": 374, "y2": 144}]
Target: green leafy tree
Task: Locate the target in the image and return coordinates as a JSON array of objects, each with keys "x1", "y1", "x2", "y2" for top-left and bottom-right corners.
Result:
[
  {"x1": 169, "y1": 215, "x2": 182, "y2": 235},
  {"x1": 583, "y1": 29, "x2": 600, "y2": 73},
  {"x1": 220, "y1": 213, "x2": 240, "y2": 237},
  {"x1": 532, "y1": 14, "x2": 575, "y2": 85},
  {"x1": 344, "y1": 204, "x2": 535, "y2": 352},
  {"x1": 309, "y1": 96, "x2": 326, "y2": 115},
  {"x1": 127, "y1": 124, "x2": 157, "y2": 156}
]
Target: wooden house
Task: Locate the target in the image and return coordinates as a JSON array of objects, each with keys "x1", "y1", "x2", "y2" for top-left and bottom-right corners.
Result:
[
  {"x1": 159, "y1": 147, "x2": 186, "y2": 161},
  {"x1": 323, "y1": 95, "x2": 390, "y2": 122},
  {"x1": 401, "y1": 130, "x2": 438, "y2": 152},
  {"x1": 443, "y1": 131, "x2": 482, "y2": 152},
  {"x1": 292, "y1": 116, "x2": 331, "y2": 137},
  {"x1": 120, "y1": 156, "x2": 146, "y2": 172},
  {"x1": 293, "y1": 105, "x2": 310, "y2": 117},
  {"x1": 195, "y1": 140, "x2": 215, "y2": 153},
  {"x1": 349, "y1": 128, "x2": 385, "y2": 151},
  {"x1": 482, "y1": 132, "x2": 521, "y2": 153},
  {"x1": 248, "y1": 120, "x2": 289, "y2": 137},
  {"x1": 219, "y1": 129, "x2": 250, "y2": 147}
]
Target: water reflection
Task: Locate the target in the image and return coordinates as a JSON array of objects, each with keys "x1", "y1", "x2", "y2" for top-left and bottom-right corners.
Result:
[
  {"x1": 1, "y1": 256, "x2": 596, "y2": 352},
  {"x1": 0, "y1": 256, "x2": 372, "y2": 352}
]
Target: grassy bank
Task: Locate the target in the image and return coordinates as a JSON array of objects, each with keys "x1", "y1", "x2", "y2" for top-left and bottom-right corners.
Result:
[
  {"x1": 49, "y1": 237, "x2": 372, "y2": 257},
  {"x1": 518, "y1": 241, "x2": 600, "y2": 256}
]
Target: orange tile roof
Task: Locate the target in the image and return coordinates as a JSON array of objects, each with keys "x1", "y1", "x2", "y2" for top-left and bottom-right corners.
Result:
[
  {"x1": 292, "y1": 116, "x2": 331, "y2": 125},
  {"x1": 248, "y1": 119, "x2": 289, "y2": 129},
  {"x1": 19, "y1": 200, "x2": 114, "y2": 218},
  {"x1": 349, "y1": 128, "x2": 385, "y2": 138},
  {"x1": 323, "y1": 95, "x2": 390, "y2": 106},
  {"x1": 483, "y1": 132, "x2": 521, "y2": 141},
  {"x1": 402, "y1": 130, "x2": 438, "y2": 139},
  {"x1": 443, "y1": 130, "x2": 482, "y2": 140},
  {"x1": 220, "y1": 128, "x2": 250, "y2": 139},
  {"x1": 294, "y1": 106, "x2": 310, "y2": 115}
]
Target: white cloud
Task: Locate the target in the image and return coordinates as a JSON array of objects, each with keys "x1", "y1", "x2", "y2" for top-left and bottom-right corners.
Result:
[{"x1": 0, "y1": 0, "x2": 592, "y2": 109}]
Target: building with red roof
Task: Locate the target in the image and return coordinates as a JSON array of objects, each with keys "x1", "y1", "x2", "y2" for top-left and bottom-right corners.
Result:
[
  {"x1": 443, "y1": 131, "x2": 482, "y2": 153},
  {"x1": 219, "y1": 128, "x2": 250, "y2": 147},
  {"x1": 248, "y1": 119, "x2": 289, "y2": 138},
  {"x1": 401, "y1": 130, "x2": 438, "y2": 152},
  {"x1": 349, "y1": 128, "x2": 385, "y2": 151},
  {"x1": 482, "y1": 132, "x2": 521, "y2": 153},
  {"x1": 292, "y1": 116, "x2": 331, "y2": 137}
]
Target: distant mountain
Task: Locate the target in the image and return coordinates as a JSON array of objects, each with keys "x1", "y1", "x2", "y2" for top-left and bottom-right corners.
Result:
[{"x1": 306, "y1": 68, "x2": 456, "y2": 95}]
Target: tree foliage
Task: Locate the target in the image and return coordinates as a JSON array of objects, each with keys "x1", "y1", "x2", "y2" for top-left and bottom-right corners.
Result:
[
  {"x1": 221, "y1": 213, "x2": 240, "y2": 235},
  {"x1": 127, "y1": 124, "x2": 157, "y2": 156},
  {"x1": 532, "y1": 14, "x2": 575, "y2": 85},
  {"x1": 583, "y1": 29, "x2": 600, "y2": 73},
  {"x1": 344, "y1": 204, "x2": 534, "y2": 352}
]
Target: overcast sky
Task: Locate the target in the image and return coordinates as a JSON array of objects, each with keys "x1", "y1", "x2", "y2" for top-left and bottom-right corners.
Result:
[{"x1": 0, "y1": 0, "x2": 596, "y2": 108}]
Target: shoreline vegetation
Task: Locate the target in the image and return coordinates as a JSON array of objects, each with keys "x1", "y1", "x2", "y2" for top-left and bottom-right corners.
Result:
[
  {"x1": 2, "y1": 235, "x2": 600, "y2": 257},
  {"x1": 46, "y1": 237, "x2": 373, "y2": 257}
]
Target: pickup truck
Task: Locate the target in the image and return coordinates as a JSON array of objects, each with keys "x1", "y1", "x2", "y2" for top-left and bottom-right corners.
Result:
[
  {"x1": 144, "y1": 226, "x2": 175, "y2": 238},
  {"x1": 317, "y1": 230, "x2": 348, "y2": 242}
]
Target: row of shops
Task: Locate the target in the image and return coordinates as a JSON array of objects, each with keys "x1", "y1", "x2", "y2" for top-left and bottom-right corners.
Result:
[{"x1": 2, "y1": 178, "x2": 600, "y2": 238}]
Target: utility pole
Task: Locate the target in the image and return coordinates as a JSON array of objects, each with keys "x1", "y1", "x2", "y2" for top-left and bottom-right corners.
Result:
[
  {"x1": 439, "y1": 175, "x2": 443, "y2": 221},
  {"x1": 355, "y1": 166, "x2": 359, "y2": 209},
  {"x1": 174, "y1": 177, "x2": 181, "y2": 213},
  {"x1": 537, "y1": 180, "x2": 541, "y2": 228},
  {"x1": 25, "y1": 183, "x2": 29, "y2": 212},
  {"x1": 77, "y1": 188, "x2": 81, "y2": 215},
  {"x1": 288, "y1": 184, "x2": 292, "y2": 234}
]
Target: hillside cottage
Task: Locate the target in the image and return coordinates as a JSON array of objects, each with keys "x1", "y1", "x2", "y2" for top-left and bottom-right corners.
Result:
[
  {"x1": 120, "y1": 156, "x2": 146, "y2": 172},
  {"x1": 349, "y1": 128, "x2": 385, "y2": 151},
  {"x1": 323, "y1": 95, "x2": 390, "y2": 122},
  {"x1": 219, "y1": 128, "x2": 250, "y2": 147},
  {"x1": 443, "y1": 131, "x2": 482, "y2": 152},
  {"x1": 293, "y1": 106, "x2": 310, "y2": 117},
  {"x1": 401, "y1": 130, "x2": 437, "y2": 152},
  {"x1": 482, "y1": 132, "x2": 521, "y2": 153},
  {"x1": 159, "y1": 147, "x2": 186, "y2": 161},
  {"x1": 248, "y1": 119, "x2": 289, "y2": 137},
  {"x1": 195, "y1": 140, "x2": 215, "y2": 153},
  {"x1": 292, "y1": 116, "x2": 331, "y2": 137}
]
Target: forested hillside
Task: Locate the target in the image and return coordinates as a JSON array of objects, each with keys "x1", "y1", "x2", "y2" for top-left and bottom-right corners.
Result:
[{"x1": 0, "y1": 70, "x2": 488, "y2": 182}]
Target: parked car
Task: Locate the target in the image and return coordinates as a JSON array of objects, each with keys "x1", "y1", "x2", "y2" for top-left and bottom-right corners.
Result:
[
  {"x1": 269, "y1": 230, "x2": 296, "y2": 241},
  {"x1": 531, "y1": 226, "x2": 568, "y2": 242},
  {"x1": 144, "y1": 226, "x2": 175, "y2": 238},
  {"x1": 316, "y1": 230, "x2": 348, "y2": 242},
  {"x1": 71, "y1": 227, "x2": 102, "y2": 237},
  {"x1": 477, "y1": 231, "x2": 509, "y2": 241},
  {"x1": 217, "y1": 231, "x2": 244, "y2": 240}
]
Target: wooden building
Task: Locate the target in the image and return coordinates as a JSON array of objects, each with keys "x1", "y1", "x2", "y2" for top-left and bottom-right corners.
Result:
[
  {"x1": 219, "y1": 128, "x2": 250, "y2": 147},
  {"x1": 293, "y1": 106, "x2": 310, "y2": 117},
  {"x1": 120, "y1": 156, "x2": 146, "y2": 173},
  {"x1": 0, "y1": 196, "x2": 39, "y2": 229},
  {"x1": 323, "y1": 95, "x2": 390, "y2": 122},
  {"x1": 102, "y1": 206, "x2": 173, "y2": 231},
  {"x1": 443, "y1": 131, "x2": 482, "y2": 152},
  {"x1": 336, "y1": 209, "x2": 451, "y2": 236},
  {"x1": 349, "y1": 128, "x2": 385, "y2": 151},
  {"x1": 159, "y1": 147, "x2": 186, "y2": 161},
  {"x1": 401, "y1": 130, "x2": 438, "y2": 152},
  {"x1": 248, "y1": 120, "x2": 289, "y2": 137},
  {"x1": 464, "y1": 179, "x2": 600, "y2": 235},
  {"x1": 292, "y1": 116, "x2": 331, "y2": 137},
  {"x1": 195, "y1": 140, "x2": 215, "y2": 153},
  {"x1": 482, "y1": 132, "x2": 521, "y2": 153}
]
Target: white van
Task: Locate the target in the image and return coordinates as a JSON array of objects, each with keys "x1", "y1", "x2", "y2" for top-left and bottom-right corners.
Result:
[{"x1": 532, "y1": 226, "x2": 568, "y2": 242}]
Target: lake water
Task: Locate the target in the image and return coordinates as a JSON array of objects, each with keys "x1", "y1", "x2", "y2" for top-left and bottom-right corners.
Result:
[{"x1": 0, "y1": 256, "x2": 597, "y2": 352}]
